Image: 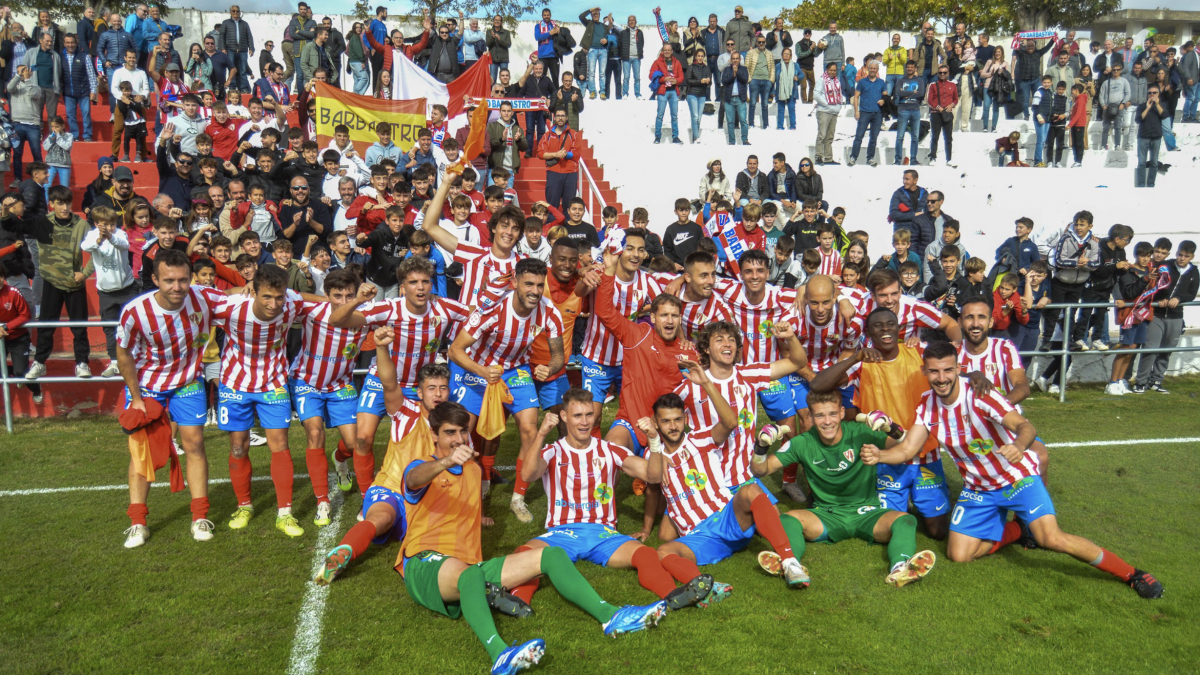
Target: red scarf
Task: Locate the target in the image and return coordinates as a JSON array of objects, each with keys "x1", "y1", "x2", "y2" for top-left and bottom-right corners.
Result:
[{"x1": 823, "y1": 72, "x2": 843, "y2": 105}]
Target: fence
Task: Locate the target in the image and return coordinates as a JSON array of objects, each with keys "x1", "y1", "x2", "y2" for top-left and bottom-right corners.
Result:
[
  {"x1": 3, "y1": 300, "x2": 1199, "y2": 433},
  {"x1": 577, "y1": 157, "x2": 610, "y2": 227}
]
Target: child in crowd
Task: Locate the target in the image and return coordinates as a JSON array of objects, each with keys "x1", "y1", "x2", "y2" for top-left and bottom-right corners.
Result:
[
  {"x1": 1068, "y1": 83, "x2": 1088, "y2": 168},
  {"x1": 517, "y1": 216, "x2": 551, "y2": 262},
  {"x1": 491, "y1": 167, "x2": 519, "y2": 208},
  {"x1": 42, "y1": 116, "x2": 73, "y2": 194},
  {"x1": 995, "y1": 217, "x2": 1042, "y2": 280},
  {"x1": 117, "y1": 81, "x2": 149, "y2": 162},
  {"x1": 1020, "y1": 260, "x2": 1051, "y2": 368},
  {"x1": 1133, "y1": 240, "x2": 1197, "y2": 394},
  {"x1": 630, "y1": 207, "x2": 665, "y2": 265},
  {"x1": 1076, "y1": 224, "x2": 1132, "y2": 351},
  {"x1": 899, "y1": 260, "x2": 924, "y2": 296},
  {"x1": 1042, "y1": 210, "x2": 1100, "y2": 352},
  {"x1": 736, "y1": 203, "x2": 766, "y2": 252},
  {"x1": 1107, "y1": 241, "x2": 1156, "y2": 395},
  {"x1": 874, "y1": 227, "x2": 922, "y2": 279},
  {"x1": 996, "y1": 130, "x2": 1022, "y2": 166},
  {"x1": 1044, "y1": 80, "x2": 1070, "y2": 168},
  {"x1": 406, "y1": 229, "x2": 447, "y2": 298},
  {"x1": 815, "y1": 220, "x2": 842, "y2": 278},
  {"x1": 925, "y1": 219, "x2": 970, "y2": 278},
  {"x1": 768, "y1": 235, "x2": 803, "y2": 288},
  {"x1": 234, "y1": 253, "x2": 257, "y2": 282},
  {"x1": 80, "y1": 206, "x2": 137, "y2": 378},
  {"x1": 992, "y1": 272, "x2": 1029, "y2": 341},
  {"x1": 844, "y1": 238, "x2": 869, "y2": 269}
]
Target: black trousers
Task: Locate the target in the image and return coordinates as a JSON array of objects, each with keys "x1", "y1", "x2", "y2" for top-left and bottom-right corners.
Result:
[
  {"x1": 370, "y1": 51, "x2": 385, "y2": 94},
  {"x1": 540, "y1": 57, "x2": 560, "y2": 86},
  {"x1": 928, "y1": 113, "x2": 953, "y2": 160},
  {"x1": 605, "y1": 60, "x2": 622, "y2": 99},
  {"x1": 1045, "y1": 125, "x2": 1066, "y2": 164},
  {"x1": 1070, "y1": 126, "x2": 1085, "y2": 163},
  {"x1": 35, "y1": 284, "x2": 90, "y2": 364},
  {"x1": 1041, "y1": 279, "x2": 1084, "y2": 344},
  {"x1": 5, "y1": 333, "x2": 39, "y2": 395}
]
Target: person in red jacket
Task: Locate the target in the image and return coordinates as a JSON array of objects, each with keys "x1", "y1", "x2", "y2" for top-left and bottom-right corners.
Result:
[
  {"x1": 925, "y1": 65, "x2": 960, "y2": 167},
  {"x1": 1068, "y1": 82, "x2": 1089, "y2": 168},
  {"x1": 363, "y1": 15, "x2": 431, "y2": 80},
  {"x1": 992, "y1": 273, "x2": 1029, "y2": 336},
  {"x1": 344, "y1": 167, "x2": 396, "y2": 236},
  {"x1": 537, "y1": 108, "x2": 580, "y2": 213},
  {"x1": 650, "y1": 43, "x2": 686, "y2": 144},
  {"x1": 229, "y1": 184, "x2": 284, "y2": 242},
  {"x1": 205, "y1": 103, "x2": 242, "y2": 160},
  {"x1": 0, "y1": 259, "x2": 39, "y2": 401}
]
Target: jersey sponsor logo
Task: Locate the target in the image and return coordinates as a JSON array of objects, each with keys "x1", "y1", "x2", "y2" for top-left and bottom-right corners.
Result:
[
  {"x1": 416, "y1": 551, "x2": 446, "y2": 562},
  {"x1": 506, "y1": 368, "x2": 533, "y2": 388},
  {"x1": 736, "y1": 407, "x2": 754, "y2": 429},
  {"x1": 593, "y1": 482, "x2": 613, "y2": 505},
  {"x1": 758, "y1": 318, "x2": 777, "y2": 338},
  {"x1": 856, "y1": 505, "x2": 878, "y2": 515},
  {"x1": 877, "y1": 474, "x2": 903, "y2": 490},
  {"x1": 342, "y1": 343, "x2": 360, "y2": 359},
  {"x1": 967, "y1": 438, "x2": 994, "y2": 455},
  {"x1": 684, "y1": 469, "x2": 708, "y2": 490},
  {"x1": 1002, "y1": 475, "x2": 1035, "y2": 500},
  {"x1": 192, "y1": 331, "x2": 210, "y2": 349},
  {"x1": 264, "y1": 387, "x2": 290, "y2": 403},
  {"x1": 827, "y1": 460, "x2": 850, "y2": 472},
  {"x1": 423, "y1": 337, "x2": 442, "y2": 354},
  {"x1": 958, "y1": 489, "x2": 984, "y2": 503},
  {"x1": 916, "y1": 467, "x2": 944, "y2": 489}
]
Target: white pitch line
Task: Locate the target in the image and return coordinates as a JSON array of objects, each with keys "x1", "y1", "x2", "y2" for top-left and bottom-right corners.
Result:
[
  {"x1": 1044, "y1": 437, "x2": 1200, "y2": 448},
  {"x1": 286, "y1": 480, "x2": 346, "y2": 675}
]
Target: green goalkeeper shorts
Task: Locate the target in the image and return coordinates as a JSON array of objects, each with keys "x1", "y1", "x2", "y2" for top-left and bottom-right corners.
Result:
[
  {"x1": 812, "y1": 504, "x2": 891, "y2": 544},
  {"x1": 403, "y1": 550, "x2": 507, "y2": 619}
]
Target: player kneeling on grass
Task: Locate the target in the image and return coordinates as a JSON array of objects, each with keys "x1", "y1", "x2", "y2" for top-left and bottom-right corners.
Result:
[
  {"x1": 507, "y1": 387, "x2": 726, "y2": 614},
  {"x1": 860, "y1": 341, "x2": 1163, "y2": 599},
  {"x1": 750, "y1": 392, "x2": 937, "y2": 588},
  {"x1": 314, "y1": 329, "x2": 452, "y2": 585},
  {"x1": 398, "y1": 401, "x2": 668, "y2": 675},
  {"x1": 648, "y1": 390, "x2": 808, "y2": 588}
]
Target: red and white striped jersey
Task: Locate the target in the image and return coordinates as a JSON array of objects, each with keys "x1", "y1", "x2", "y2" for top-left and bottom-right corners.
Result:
[
  {"x1": 958, "y1": 338, "x2": 1023, "y2": 397},
  {"x1": 117, "y1": 287, "x2": 218, "y2": 392},
  {"x1": 289, "y1": 302, "x2": 371, "y2": 392},
  {"x1": 581, "y1": 271, "x2": 664, "y2": 366},
  {"x1": 679, "y1": 292, "x2": 734, "y2": 342},
  {"x1": 839, "y1": 285, "x2": 870, "y2": 315},
  {"x1": 539, "y1": 437, "x2": 632, "y2": 530},
  {"x1": 454, "y1": 242, "x2": 521, "y2": 309},
  {"x1": 157, "y1": 80, "x2": 189, "y2": 125},
  {"x1": 914, "y1": 379, "x2": 1039, "y2": 491},
  {"x1": 211, "y1": 290, "x2": 302, "y2": 392},
  {"x1": 361, "y1": 297, "x2": 470, "y2": 386},
  {"x1": 464, "y1": 294, "x2": 564, "y2": 370},
  {"x1": 661, "y1": 430, "x2": 734, "y2": 535},
  {"x1": 715, "y1": 280, "x2": 798, "y2": 364},
  {"x1": 675, "y1": 364, "x2": 775, "y2": 487},
  {"x1": 792, "y1": 304, "x2": 862, "y2": 372},
  {"x1": 817, "y1": 248, "x2": 843, "y2": 276},
  {"x1": 390, "y1": 398, "x2": 428, "y2": 443},
  {"x1": 861, "y1": 294, "x2": 944, "y2": 339}
]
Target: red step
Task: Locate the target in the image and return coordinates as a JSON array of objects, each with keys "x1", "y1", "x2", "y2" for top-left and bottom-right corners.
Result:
[{"x1": 5, "y1": 356, "x2": 125, "y2": 418}]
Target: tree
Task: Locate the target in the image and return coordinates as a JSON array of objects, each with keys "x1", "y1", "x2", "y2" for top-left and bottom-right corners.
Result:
[
  {"x1": 1009, "y1": 0, "x2": 1121, "y2": 31},
  {"x1": 779, "y1": 0, "x2": 1121, "y2": 35},
  {"x1": 352, "y1": 0, "x2": 372, "y2": 23},
  {"x1": 408, "y1": 0, "x2": 548, "y2": 28},
  {"x1": 6, "y1": 0, "x2": 170, "y2": 24}
]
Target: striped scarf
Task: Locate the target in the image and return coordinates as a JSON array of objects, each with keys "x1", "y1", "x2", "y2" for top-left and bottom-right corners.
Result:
[
  {"x1": 823, "y1": 71, "x2": 843, "y2": 105},
  {"x1": 1123, "y1": 265, "x2": 1171, "y2": 328},
  {"x1": 1012, "y1": 30, "x2": 1056, "y2": 50}
]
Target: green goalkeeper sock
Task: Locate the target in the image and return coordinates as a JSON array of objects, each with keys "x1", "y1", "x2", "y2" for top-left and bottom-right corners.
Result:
[
  {"x1": 781, "y1": 514, "x2": 807, "y2": 560},
  {"x1": 541, "y1": 545, "x2": 618, "y2": 623},
  {"x1": 456, "y1": 564, "x2": 507, "y2": 661},
  {"x1": 887, "y1": 514, "x2": 919, "y2": 568}
]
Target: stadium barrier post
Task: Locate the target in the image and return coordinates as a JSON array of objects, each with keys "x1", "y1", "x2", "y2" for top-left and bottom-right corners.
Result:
[
  {"x1": 1061, "y1": 308, "x2": 1072, "y2": 403},
  {"x1": 0, "y1": 339, "x2": 11, "y2": 434}
]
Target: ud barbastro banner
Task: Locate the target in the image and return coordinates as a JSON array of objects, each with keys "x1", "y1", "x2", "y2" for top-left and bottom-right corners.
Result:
[{"x1": 313, "y1": 82, "x2": 427, "y2": 155}]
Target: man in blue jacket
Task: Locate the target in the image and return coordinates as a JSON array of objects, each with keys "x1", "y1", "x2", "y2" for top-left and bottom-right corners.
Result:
[
  {"x1": 888, "y1": 169, "x2": 928, "y2": 236},
  {"x1": 534, "y1": 8, "x2": 560, "y2": 85},
  {"x1": 765, "y1": 152, "x2": 797, "y2": 219}
]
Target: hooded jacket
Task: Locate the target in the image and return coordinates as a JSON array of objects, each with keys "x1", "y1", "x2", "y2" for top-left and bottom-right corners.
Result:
[{"x1": 1048, "y1": 229, "x2": 1101, "y2": 285}]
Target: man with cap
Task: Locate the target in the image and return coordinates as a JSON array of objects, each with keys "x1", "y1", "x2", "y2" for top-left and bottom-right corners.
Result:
[
  {"x1": 152, "y1": 62, "x2": 190, "y2": 136},
  {"x1": 89, "y1": 166, "x2": 139, "y2": 226},
  {"x1": 725, "y1": 6, "x2": 754, "y2": 57},
  {"x1": 796, "y1": 28, "x2": 816, "y2": 103}
]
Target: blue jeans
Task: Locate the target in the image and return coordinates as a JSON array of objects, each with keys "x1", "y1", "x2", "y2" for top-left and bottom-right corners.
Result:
[
  {"x1": 850, "y1": 110, "x2": 882, "y2": 161},
  {"x1": 10, "y1": 122, "x2": 42, "y2": 181},
  {"x1": 775, "y1": 96, "x2": 796, "y2": 129},
  {"x1": 1033, "y1": 119, "x2": 1049, "y2": 163},
  {"x1": 490, "y1": 61, "x2": 509, "y2": 83},
  {"x1": 586, "y1": 49, "x2": 605, "y2": 95},
  {"x1": 885, "y1": 73, "x2": 902, "y2": 98},
  {"x1": 724, "y1": 97, "x2": 748, "y2": 144},
  {"x1": 686, "y1": 94, "x2": 704, "y2": 139},
  {"x1": 1162, "y1": 116, "x2": 1176, "y2": 150},
  {"x1": 1185, "y1": 81, "x2": 1200, "y2": 120},
  {"x1": 350, "y1": 61, "x2": 370, "y2": 95},
  {"x1": 981, "y1": 90, "x2": 1001, "y2": 129},
  {"x1": 893, "y1": 108, "x2": 920, "y2": 162},
  {"x1": 622, "y1": 58, "x2": 641, "y2": 97},
  {"x1": 1016, "y1": 79, "x2": 1038, "y2": 118},
  {"x1": 655, "y1": 90, "x2": 680, "y2": 140},
  {"x1": 1135, "y1": 136, "x2": 1161, "y2": 187},
  {"x1": 63, "y1": 94, "x2": 93, "y2": 141},
  {"x1": 232, "y1": 51, "x2": 251, "y2": 91},
  {"x1": 46, "y1": 167, "x2": 70, "y2": 198},
  {"x1": 748, "y1": 79, "x2": 771, "y2": 128},
  {"x1": 294, "y1": 56, "x2": 306, "y2": 92}
]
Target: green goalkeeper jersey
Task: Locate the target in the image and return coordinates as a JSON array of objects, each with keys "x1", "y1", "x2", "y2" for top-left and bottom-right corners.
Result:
[{"x1": 775, "y1": 422, "x2": 887, "y2": 509}]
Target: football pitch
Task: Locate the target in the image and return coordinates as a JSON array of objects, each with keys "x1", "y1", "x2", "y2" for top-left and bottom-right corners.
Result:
[{"x1": 2, "y1": 379, "x2": 1199, "y2": 674}]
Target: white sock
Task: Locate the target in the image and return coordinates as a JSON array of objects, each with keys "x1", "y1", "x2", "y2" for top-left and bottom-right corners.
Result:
[{"x1": 278, "y1": 507, "x2": 292, "y2": 517}]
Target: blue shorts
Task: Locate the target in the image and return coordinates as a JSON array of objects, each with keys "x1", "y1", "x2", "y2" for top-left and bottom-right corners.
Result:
[
  {"x1": 759, "y1": 378, "x2": 796, "y2": 422},
  {"x1": 674, "y1": 501, "x2": 756, "y2": 566},
  {"x1": 356, "y1": 374, "x2": 418, "y2": 418},
  {"x1": 876, "y1": 462, "x2": 951, "y2": 518},
  {"x1": 450, "y1": 363, "x2": 540, "y2": 417},
  {"x1": 291, "y1": 378, "x2": 359, "y2": 428},
  {"x1": 1119, "y1": 321, "x2": 1148, "y2": 346},
  {"x1": 536, "y1": 523, "x2": 636, "y2": 566},
  {"x1": 217, "y1": 384, "x2": 293, "y2": 431},
  {"x1": 535, "y1": 375, "x2": 569, "y2": 409},
  {"x1": 361, "y1": 485, "x2": 408, "y2": 545},
  {"x1": 729, "y1": 477, "x2": 778, "y2": 505},
  {"x1": 581, "y1": 356, "x2": 622, "y2": 403},
  {"x1": 609, "y1": 418, "x2": 646, "y2": 457},
  {"x1": 791, "y1": 376, "x2": 854, "y2": 410},
  {"x1": 951, "y1": 475, "x2": 1056, "y2": 542},
  {"x1": 124, "y1": 379, "x2": 207, "y2": 427}
]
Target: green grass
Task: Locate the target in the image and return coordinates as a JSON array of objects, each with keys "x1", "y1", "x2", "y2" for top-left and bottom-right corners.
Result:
[{"x1": 3, "y1": 378, "x2": 1200, "y2": 674}]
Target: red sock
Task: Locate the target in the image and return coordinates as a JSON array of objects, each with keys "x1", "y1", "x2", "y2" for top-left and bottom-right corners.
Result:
[
  {"x1": 660, "y1": 553, "x2": 702, "y2": 584},
  {"x1": 751, "y1": 494, "x2": 794, "y2": 559},
  {"x1": 782, "y1": 464, "x2": 799, "y2": 484},
  {"x1": 512, "y1": 458, "x2": 529, "y2": 497},
  {"x1": 341, "y1": 520, "x2": 378, "y2": 560},
  {"x1": 127, "y1": 503, "x2": 148, "y2": 527},
  {"x1": 306, "y1": 448, "x2": 330, "y2": 503},
  {"x1": 1091, "y1": 548, "x2": 1136, "y2": 582},
  {"x1": 353, "y1": 452, "x2": 375, "y2": 495},
  {"x1": 509, "y1": 545, "x2": 540, "y2": 603},
  {"x1": 334, "y1": 438, "x2": 353, "y2": 462},
  {"x1": 270, "y1": 451, "x2": 294, "y2": 510},
  {"x1": 481, "y1": 455, "x2": 495, "y2": 481},
  {"x1": 631, "y1": 546, "x2": 677, "y2": 598},
  {"x1": 190, "y1": 497, "x2": 210, "y2": 521},
  {"x1": 229, "y1": 455, "x2": 253, "y2": 507},
  {"x1": 987, "y1": 521, "x2": 1023, "y2": 555}
]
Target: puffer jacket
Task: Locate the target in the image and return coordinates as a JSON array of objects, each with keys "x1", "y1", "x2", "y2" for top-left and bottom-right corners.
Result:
[
  {"x1": 684, "y1": 61, "x2": 710, "y2": 97},
  {"x1": 1048, "y1": 229, "x2": 1100, "y2": 285}
]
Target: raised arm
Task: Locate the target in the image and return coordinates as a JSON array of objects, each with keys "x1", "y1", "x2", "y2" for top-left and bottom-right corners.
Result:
[
  {"x1": 768, "y1": 319, "x2": 809, "y2": 380},
  {"x1": 419, "y1": 172, "x2": 461, "y2": 253},
  {"x1": 404, "y1": 444, "x2": 477, "y2": 492},
  {"x1": 328, "y1": 282, "x2": 378, "y2": 328},
  {"x1": 518, "y1": 412, "x2": 558, "y2": 484},
  {"x1": 681, "y1": 359, "x2": 737, "y2": 447},
  {"x1": 372, "y1": 326, "x2": 407, "y2": 416}
]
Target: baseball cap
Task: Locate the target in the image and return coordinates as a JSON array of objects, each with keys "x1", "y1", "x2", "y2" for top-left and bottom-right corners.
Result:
[
  {"x1": 114, "y1": 166, "x2": 134, "y2": 181},
  {"x1": 97, "y1": 156, "x2": 114, "y2": 169},
  {"x1": 165, "y1": 62, "x2": 181, "y2": 72},
  {"x1": 734, "y1": 5, "x2": 744, "y2": 11}
]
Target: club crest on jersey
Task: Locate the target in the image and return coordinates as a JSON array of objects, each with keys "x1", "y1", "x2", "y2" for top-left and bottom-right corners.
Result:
[
  {"x1": 684, "y1": 469, "x2": 708, "y2": 490},
  {"x1": 468, "y1": 312, "x2": 482, "y2": 328},
  {"x1": 591, "y1": 456, "x2": 607, "y2": 471},
  {"x1": 342, "y1": 343, "x2": 360, "y2": 359},
  {"x1": 190, "y1": 312, "x2": 203, "y2": 324},
  {"x1": 843, "y1": 448, "x2": 855, "y2": 462},
  {"x1": 968, "y1": 438, "x2": 994, "y2": 455},
  {"x1": 593, "y1": 483, "x2": 613, "y2": 505},
  {"x1": 530, "y1": 325, "x2": 543, "y2": 339}
]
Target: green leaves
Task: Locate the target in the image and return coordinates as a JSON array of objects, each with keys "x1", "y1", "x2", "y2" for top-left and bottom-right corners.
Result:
[{"x1": 777, "y1": 0, "x2": 1119, "y2": 34}]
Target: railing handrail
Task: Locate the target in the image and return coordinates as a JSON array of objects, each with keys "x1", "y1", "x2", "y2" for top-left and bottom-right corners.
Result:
[{"x1": 577, "y1": 156, "x2": 609, "y2": 225}]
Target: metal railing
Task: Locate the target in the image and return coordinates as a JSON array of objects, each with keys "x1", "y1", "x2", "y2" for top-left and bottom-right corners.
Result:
[{"x1": 577, "y1": 155, "x2": 609, "y2": 227}]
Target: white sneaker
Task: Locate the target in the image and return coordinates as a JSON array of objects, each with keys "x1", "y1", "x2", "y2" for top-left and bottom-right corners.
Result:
[
  {"x1": 510, "y1": 495, "x2": 533, "y2": 523},
  {"x1": 1074, "y1": 340, "x2": 1090, "y2": 352},
  {"x1": 1105, "y1": 382, "x2": 1127, "y2": 396},
  {"x1": 25, "y1": 361, "x2": 46, "y2": 380},
  {"x1": 173, "y1": 439, "x2": 184, "y2": 456},
  {"x1": 1092, "y1": 341, "x2": 1110, "y2": 352},
  {"x1": 1071, "y1": 162, "x2": 1082, "y2": 168},
  {"x1": 205, "y1": 409, "x2": 217, "y2": 427},
  {"x1": 32, "y1": 391, "x2": 43, "y2": 404},
  {"x1": 946, "y1": 159, "x2": 957, "y2": 167},
  {"x1": 191, "y1": 519, "x2": 215, "y2": 541},
  {"x1": 248, "y1": 432, "x2": 268, "y2": 447},
  {"x1": 927, "y1": 158, "x2": 939, "y2": 166},
  {"x1": 1047, "y1": 384, "x2": 1060, "y2": 395},
  {"x1": 314, "y1": 500, "x2": 332, "y2": 526},
  {"x1": 124, "y1": 524, "x2": 149, "y2": 549},
  {"x1": 75, "y1": 363, "x2": 93, "y2": 378},
  {"x1": 100, "y1": 362, "x2": 120, "y2": 377}
]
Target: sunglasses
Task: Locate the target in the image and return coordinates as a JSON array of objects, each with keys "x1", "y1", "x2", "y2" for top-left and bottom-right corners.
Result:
[
  {"x1": 177, "y1": 158, "x2": 194, "y2": 165},
  {"x1": 291, "y1": 185, "x2": 309, "y2": 191},
  {"x1": 800, "y1": 163, "x2": 811, "y2": 168}
]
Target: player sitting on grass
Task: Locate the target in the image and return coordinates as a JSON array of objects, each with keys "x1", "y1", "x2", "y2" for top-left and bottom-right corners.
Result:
[
  {"x1": 751, "y1": 392, "x2": 938, "y2": 588},
  {"x1": 399, "y1": 402, "x2": 669, "y2": 675},
  {"x1": 508, "y1": 387, "x2": 726, "y2": 613},
  {"x1": 313, "y1": 329, "x2": 452, "y2": 586},
  {"x1": 648, "y1": 390, "x2": 809, "y2": 588},
  {"x1": 861, "y1": 341, "x2": 1163, "y2": 599}
]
